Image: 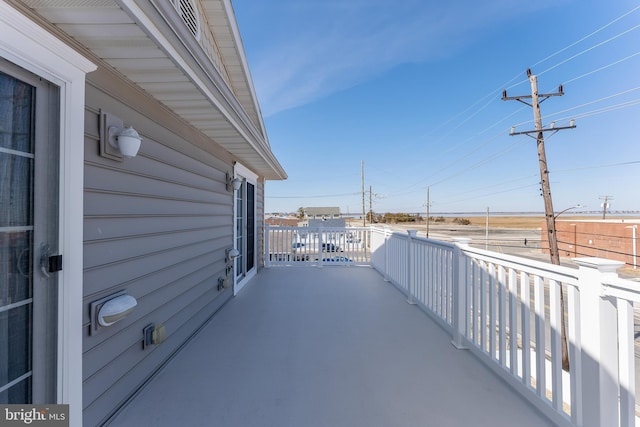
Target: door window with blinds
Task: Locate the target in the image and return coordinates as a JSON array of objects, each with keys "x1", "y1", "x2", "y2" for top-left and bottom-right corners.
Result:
[{"x1": 0, "y1": 61, "x2": 59, "y2": 404}]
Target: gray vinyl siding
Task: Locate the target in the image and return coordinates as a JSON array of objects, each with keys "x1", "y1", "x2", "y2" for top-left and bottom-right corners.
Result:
[{"x1": 82, "y1": 83, "x2": 237, "y2": 425}]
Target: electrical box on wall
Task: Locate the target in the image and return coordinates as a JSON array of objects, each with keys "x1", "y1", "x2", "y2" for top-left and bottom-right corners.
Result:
[{"x1": 143, "y1": 323, "x2": 167, "y2": 349}]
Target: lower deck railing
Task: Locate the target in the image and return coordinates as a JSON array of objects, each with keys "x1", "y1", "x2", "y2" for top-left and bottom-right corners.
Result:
[
  {"x1": 265, "y1": 225, "x2": 638, "y2": 427},
  {"x1": 265, "y1": 225, "x2": 371, "y2": 266}
]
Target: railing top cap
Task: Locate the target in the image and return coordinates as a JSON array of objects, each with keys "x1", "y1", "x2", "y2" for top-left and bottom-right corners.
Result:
[
  {"x1": 573, "y1": 257, "x2": 624, "y2": 273},
  {"x1": 452, "y1": 237, "x2": 472, "y2": 244}
]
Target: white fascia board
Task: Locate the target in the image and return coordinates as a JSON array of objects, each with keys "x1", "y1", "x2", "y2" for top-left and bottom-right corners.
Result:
[{"x1": 121, "y1": 0, "x2": 284, "y2": 178}]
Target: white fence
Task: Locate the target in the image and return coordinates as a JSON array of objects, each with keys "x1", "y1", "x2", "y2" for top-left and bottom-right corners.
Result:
[
  {"x1": 369, "y1": 226, "x2": 638, "y2": 427},
  {"x1": 265, "y1": 225, "x2": 371, "y2": 266}
]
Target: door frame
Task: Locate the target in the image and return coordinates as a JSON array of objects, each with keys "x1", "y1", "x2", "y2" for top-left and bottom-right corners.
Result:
[
  {"x1": 233, "y1": 162, "x2": 258, "y2": 295},
  {"x1": 0, "y1": 3, "x2": 95, "y2": 423}
]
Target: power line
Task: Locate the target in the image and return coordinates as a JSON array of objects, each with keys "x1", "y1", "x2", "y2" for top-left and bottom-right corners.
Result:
[
  {"x1": 267, "y1": 191, "x2": 360, "y2": 199},
  {"x1": 421, "y1": 66, "x2": 640, "y2": 192},
  {"x1": 553, "y1": 159, "x2": 640, "y2": 174},
  {"x1": 542, "y1": 87, "x2": 640, "y2": 121},
  {"x1": 358, "y1": 7, "x2": 640, "y2": 204},
  {"x1": 530, "y1": 5, "x2": 640, "y2": 70},
  {"x1": 562, "y1": 50, "x2": 640, "y2": 85},
  {"x1": 557, "y1": 239, "x2": 635, "y2": 260},
  {"x1": 436, "y1": 182, "x2": 540, "y2": 206},
  {"x1": 416, "y1": 6, "x2": 640, "y2": 150},
  {"x1": 437, "y1": 173, "x2": 539, "y2": 200},
  {"x1": 538, "y1": 24, "x2": 640, "y2": 77}
]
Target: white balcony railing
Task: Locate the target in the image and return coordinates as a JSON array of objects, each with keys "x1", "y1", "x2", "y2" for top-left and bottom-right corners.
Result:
[
  {"x1": 265, "y1": 225, "x2": 371, "y2": 266},
  {"x1": 265, "y1": 225, "x2": 639, "y2": 427}
]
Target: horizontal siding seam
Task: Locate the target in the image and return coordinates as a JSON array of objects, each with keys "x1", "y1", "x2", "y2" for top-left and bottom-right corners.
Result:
[
  {"x1": 83, "y1": 224, "x2": 228, "y2": 245},
  {"x1": 84, "y1": 187, "x2": 227, "y2": 205},
  {"x1": 84, "y1": 159, "x2": 221, "y2": 192},
  {"x1": 84, "y1": 213, "x2": 230, "y2": 219},
  {"x1": 132, "y1": 153, "x2": 228, "y2": 181},
  {"x1": 82, "y1": 235, "x2": 231, "y2": 274}
]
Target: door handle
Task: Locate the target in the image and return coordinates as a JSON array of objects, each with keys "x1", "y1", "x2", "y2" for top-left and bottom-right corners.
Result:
[
  {"x1": 40, "y1": 244, "x2": 51, "y2": 277},
  {"x1": 40, "y1": 243, "x2": 63, "y2": 278}
]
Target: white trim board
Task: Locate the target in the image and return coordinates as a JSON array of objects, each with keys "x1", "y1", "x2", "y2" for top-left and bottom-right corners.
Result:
[{"x1": 0, "y1": 4, "x2": 96, "y2": 426}]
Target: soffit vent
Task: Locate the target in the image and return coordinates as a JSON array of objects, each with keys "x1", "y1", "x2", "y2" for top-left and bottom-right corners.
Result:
[{"x1": 170, "y1": 0, "x2": 201, "y2": 40}]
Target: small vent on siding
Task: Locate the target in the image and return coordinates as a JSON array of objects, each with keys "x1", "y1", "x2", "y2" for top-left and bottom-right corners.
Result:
[{"x1": 171, "y1": 0, "x2": 201, "y2": 40}]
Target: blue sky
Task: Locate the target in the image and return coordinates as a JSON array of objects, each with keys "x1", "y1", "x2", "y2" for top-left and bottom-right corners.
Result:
[{"x1": 233, "y1": 0, "x2": 640, "y2": 215}]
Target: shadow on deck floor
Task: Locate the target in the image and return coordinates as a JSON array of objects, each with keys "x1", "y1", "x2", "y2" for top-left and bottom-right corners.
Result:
[{"x1": 109, "y1": 267, "x2": 553, "y2": 427}]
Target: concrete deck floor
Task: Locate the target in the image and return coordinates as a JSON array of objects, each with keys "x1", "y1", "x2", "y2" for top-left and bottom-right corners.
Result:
[{"x1": 108, "y1": 267, "x2": 553, "y2": 427}]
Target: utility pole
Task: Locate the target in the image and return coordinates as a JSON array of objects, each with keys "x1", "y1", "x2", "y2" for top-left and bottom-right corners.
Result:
[
  {"x1": 503, "y1": 69, "x2": 576, "y2": 371},
  {"x1": 361, "y1": 160, "x2": 365, "y2": 226},
  {"x1": 485, "y1": 207, "x2": 489, "y2": 250},
  {"x1": 599, "y1": 195, "x2": 613, "y2": 219},
  {"x1": 369, "y1": 185, "x2": 373, "y2": 223},
  {"x1": 426, "y1": 187, "x2": 430, "y2": 238}
]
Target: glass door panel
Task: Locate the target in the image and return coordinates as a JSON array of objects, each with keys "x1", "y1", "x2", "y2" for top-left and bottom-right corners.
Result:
[
  {"x1": 0, "y1": 70, "x2": 35, "y2": 403},
  {"x1": 246, "y1": 183, "x2": 255, "y2": 272},
  {"x1": 235, "y1": 182, "x2": 245, "y2": 279},
  {"x1": 0, "y1": 63, "x2": 58, "y2": 404}
]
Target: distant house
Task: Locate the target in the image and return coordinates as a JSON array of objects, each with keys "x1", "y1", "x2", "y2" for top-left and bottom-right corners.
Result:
[
  {"x1": 302, "y1": 207, "x2": 346, "y2": 227},
  {"x1": 1, "y1": 1, "x2": 285, "y2": 425}
]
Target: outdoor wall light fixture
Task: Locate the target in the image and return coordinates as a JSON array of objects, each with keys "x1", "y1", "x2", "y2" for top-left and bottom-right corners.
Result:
[
  {"x1": 108, "y1": 125, "x2": 142, "y2": 158},
  {"x1": 226, "y1": 172, "x2": 242, "y2": 192},
  {"x1": 100, "y1": 110, "x2": 143, "y2": 161},
  {"x1": 98, "y1": 294, "x2": 137, "y2": 326},
  {"x1": 226, "y1": 248, "x2": 240, "y2": 263},
  {"x1": 90, "y1": 291, "x2": 137, "y2": 335}
]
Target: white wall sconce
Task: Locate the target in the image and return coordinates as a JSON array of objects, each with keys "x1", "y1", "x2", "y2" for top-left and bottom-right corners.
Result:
[
  {"x1": 100, "y1": 110, "x2": 143, "y2": 161},
  {"x1": 98, "y1": 294, "x2": 137, "y2": 326},
  {"x1": 90, "y1": 290, "x2": 138, "y2": 335},
  {"x1": 226, "y1": 248, "x2": 240, "y2": 263},
  {"x1": 226, "y1": 172, "x2": 242, "y2": 192},
  {"x1": 108, "y1": 126, "x2": 142, "y2": 158}
]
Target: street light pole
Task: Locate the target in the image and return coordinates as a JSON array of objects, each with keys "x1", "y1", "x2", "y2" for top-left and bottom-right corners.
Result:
[
  {"x1": 554, "y1": 204, "x2": 583, "y2": 219},
  {"x1": 555, "y1": 205, "x2": 583, "y2": 261}
]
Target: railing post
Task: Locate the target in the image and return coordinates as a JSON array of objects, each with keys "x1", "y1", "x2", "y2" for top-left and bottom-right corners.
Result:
[
  {"x1": 383, "y1": 227, "x2": 391, "y2": 281},
  {"x1": 573, "y1": 257, "x2": 624, "y2": 427},
  {"x1": 407, "y1": 230, "x2": 417, "y2": 304},
  {"x1": 451, "y1": 238, "x2": 470, "y2": 349},
  {"x1": 317, "y1": 226, "x2": 324, "y2": 268},
  {"x1": 265, "y1": 223, "x2": 271, "y2": 268}
]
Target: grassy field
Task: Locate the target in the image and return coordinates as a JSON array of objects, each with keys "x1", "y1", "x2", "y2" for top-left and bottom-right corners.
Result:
[
  {"x1": 465, "y1": 215, "x2": 640, "y2": 228},
  {"x1": 350, "y1": 216, "x2": 640, "y2": 229},
  {"x1": 465, "y1": 215, "x2": 545, "y2": 228}
]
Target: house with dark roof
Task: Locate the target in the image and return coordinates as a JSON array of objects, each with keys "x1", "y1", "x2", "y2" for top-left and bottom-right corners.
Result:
[{"x1": 0, "y1": 1, "x2": 285, "y2": 424}]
